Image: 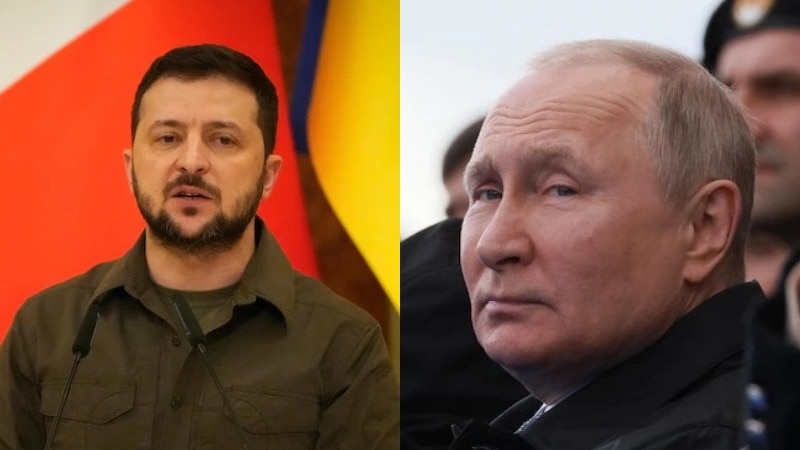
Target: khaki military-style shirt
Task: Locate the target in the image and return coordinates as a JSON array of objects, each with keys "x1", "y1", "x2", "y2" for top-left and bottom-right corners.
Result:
[{"x1": 0, "y1": 218, "x2": 399, "y2": 449}]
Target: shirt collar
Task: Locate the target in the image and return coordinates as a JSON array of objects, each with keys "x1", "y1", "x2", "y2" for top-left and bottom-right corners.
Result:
[
  {"x1": 236, "y1": 217, "x2": 297, "y2": 327},
  {"x1": 89, "y1": 216, "x2": 297, "y2": 330}
]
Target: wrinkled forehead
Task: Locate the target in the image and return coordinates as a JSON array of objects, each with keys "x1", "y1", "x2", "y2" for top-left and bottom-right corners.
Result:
[
  {"x1": 475, "y1": 64, "x2": 655, "y2": 153},
  {"x1": 494, "y1": 64, "x2": 654, "y2": 124}
]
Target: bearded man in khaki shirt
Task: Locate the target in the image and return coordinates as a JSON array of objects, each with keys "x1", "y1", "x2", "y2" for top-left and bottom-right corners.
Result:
[{"x1": 0, "y1": 44, "x2": 398, "y2": 450}]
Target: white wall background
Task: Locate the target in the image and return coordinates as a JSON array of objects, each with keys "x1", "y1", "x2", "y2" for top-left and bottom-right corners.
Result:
[{"x1": 401, "y1": 0, "x2": 723, "y2": 238}]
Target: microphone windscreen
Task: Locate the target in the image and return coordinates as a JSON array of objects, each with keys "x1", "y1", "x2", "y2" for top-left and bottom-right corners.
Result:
[{"x1": 71, "y1": 302, "x2": 100, "y2": 357}]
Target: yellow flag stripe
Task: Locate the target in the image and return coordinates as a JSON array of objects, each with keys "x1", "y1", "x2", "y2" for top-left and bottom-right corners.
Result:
[{"x1": 307, "y1": 0, "x2": 400, "y2": 311}]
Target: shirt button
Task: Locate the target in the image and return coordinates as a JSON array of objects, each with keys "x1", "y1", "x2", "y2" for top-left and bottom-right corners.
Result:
[
  {"x1": 171, "y1": 335, "x2": 181, "y2": 347},
  {"x1": 171, "y1": 396, "x2": 183, "y2": 410}
]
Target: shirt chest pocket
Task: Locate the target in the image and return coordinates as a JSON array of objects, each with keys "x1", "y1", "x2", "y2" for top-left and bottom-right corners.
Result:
[
  {"x1": 215, "y1": 387, "x2": 320, "y2": 449},
  {"x1": 40, "y1": 378, "x2": 140, "y2": 449}
]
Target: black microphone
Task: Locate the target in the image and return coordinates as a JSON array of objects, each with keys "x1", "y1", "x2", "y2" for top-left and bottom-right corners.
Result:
[
  {"x1": 44, "y1": 302, "x2": 101, "y2": 450},
  {"x1": 170, "y1": 293, "x2": 250, "y2": 450}
]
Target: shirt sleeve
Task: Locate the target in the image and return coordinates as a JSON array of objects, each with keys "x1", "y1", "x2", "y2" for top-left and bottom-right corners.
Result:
[
  {"x1": 0, "y1": 311, "x2": 46, "y2": 450},
  {"x1": 315, "y1": 322, "x2": 399, "y2": 450}
]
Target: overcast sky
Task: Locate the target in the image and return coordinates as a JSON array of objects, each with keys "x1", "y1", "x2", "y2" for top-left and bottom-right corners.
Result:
[{"x1": 401, "y1": 0, "x2": 723, "y2": 238}]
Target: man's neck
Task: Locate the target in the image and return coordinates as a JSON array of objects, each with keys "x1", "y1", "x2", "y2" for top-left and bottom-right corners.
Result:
[
  {"x1": 145, "y1": 224, "x2": 256, "y2": 291},
  {"x1": 518, "y1": 365, "x2": 597, "y2": 405}
]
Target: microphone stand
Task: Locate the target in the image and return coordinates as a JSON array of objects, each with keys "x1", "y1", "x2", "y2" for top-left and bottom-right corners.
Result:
[
  {"x1": 170, "y1": 293, "x2": 250, "y2": 450},
  {"x1": 44, "y1": 302, "x2": 101, "y2": 450}
]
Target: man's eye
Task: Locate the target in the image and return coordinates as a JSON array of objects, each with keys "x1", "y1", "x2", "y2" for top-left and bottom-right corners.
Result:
[
  {"x1": 157, "y1": 135, "x2": 178, "y2": 144},
  {"x1": 211, "y1": 134, "x2": 238, "y2": 147},
  {"x1": 546, "y1": 185, "x2": 576, "y2": 197},
  {"x1": 476, "y1": 189, "x2": 502, "y2": 201}
]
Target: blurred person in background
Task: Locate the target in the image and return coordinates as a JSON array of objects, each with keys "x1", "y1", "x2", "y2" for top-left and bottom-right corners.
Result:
[
  {"x1": 443, "y1": 117, "x2": 484, "y2": 219},
  {"x1": 704, "y1": 0, "x2": 800, "y2": 448}
]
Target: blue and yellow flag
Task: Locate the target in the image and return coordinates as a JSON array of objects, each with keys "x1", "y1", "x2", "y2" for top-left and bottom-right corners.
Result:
[{"x1": 293, "y1": 0, "x2": 400, "y2": 311}]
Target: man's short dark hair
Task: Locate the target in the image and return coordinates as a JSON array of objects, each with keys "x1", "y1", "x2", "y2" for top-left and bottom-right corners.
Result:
[
  {"x1": 442, "y1": 117, "x2": 484, "y2": 182},
  {"x1": 131, "y1": 44, "x2": 278, "y2": 155}
]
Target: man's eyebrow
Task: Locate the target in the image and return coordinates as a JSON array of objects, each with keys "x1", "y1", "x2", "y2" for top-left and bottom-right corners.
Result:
[
  {"x1": 722, "y1": 69, "x2": 800, "y2": 92},
  {"x1": 149, "y1": 119, "x2": 185, "y2": 131},
  {"x1": 464, "y1": 156, "x2": 494, "y2": 189},
  {"x1": 465, "y1": 145, "x2": 577, "y2": 188},
  {"x1": 204, "y1": 121, "x2": 243, "y2": 133},
  {"x1": 147, "y1": 120, "x2": 244, "y2": 133},
  {"x1": 750, "y1": 69, "x2": 800, "y2": 92}
]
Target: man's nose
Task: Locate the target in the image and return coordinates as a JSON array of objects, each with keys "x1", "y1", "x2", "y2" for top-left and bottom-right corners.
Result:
[
  {"x1": 176, "y1": 133, "x2": 210, "y2": 174},
  {"x1": 474, "y1": 199, "x2": 534, "y2": 272},
  {"x1": 736, "y1": 88, "x2": 769, "y2": 142}
]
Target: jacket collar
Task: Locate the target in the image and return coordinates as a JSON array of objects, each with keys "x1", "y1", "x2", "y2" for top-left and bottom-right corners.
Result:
[{"x1": 90, "y1": 216, "x2": 297, "y2": 330}]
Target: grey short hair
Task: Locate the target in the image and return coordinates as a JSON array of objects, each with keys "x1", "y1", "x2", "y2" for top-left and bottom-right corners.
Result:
[{"x1": 531, "y1": 39, "x2": 755, "y2": 279}]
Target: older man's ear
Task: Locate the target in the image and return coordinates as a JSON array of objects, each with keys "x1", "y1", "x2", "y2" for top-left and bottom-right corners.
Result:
[{"x1": 681, "y1": 179, "x2": 741, "y2": 284}]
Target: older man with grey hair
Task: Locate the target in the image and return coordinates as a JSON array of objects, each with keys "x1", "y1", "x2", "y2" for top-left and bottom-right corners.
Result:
[{"x1": 450, "y1": 39, "x2": 763, "y2": 450}]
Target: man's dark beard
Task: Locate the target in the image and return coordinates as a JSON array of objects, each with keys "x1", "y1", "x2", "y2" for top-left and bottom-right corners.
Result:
[{"x1": 131, "y1": 170, "x2": 264, "y2": 255}]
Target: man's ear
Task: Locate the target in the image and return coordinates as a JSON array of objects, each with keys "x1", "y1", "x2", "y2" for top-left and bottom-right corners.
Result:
[
  {"x1": 681, "y1": 179, "x2": 741, "y2": 283},
  {"x1": 123, "y1": 149, "x2": 134, "y2": 194},
  {"x1": 261, "y1": 154, "x2": 283, "y2": 200}
]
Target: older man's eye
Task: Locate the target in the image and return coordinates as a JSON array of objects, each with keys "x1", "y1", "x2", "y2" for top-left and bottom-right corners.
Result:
[
  {"x1": 476, "y1": 189, "x2": 502, "y2": 201},
  {"x1": 546, "y1": 185, "x2": 576, "y2": 197}
]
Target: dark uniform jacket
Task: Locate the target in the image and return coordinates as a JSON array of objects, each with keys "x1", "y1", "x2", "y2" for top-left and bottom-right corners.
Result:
[
  {"x1": 749, "y1": 251, "x2": 800, "y2": 450},
  {"x1": 0, "y1": 218, "x2": 399, "y2": 450},
  {"x1": 449, "y1": 282, "x2": 764, "y2": 450}
]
